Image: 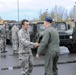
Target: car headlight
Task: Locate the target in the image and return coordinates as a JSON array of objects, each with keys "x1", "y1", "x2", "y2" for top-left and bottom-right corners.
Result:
[{"x1": 69, "y1": 36, "x2": 72, "y2": 39}]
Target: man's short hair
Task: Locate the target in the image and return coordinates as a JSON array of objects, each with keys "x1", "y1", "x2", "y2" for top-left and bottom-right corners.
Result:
[{"x1": 21, "y1": 19, "x2": 28, "y2": 25}]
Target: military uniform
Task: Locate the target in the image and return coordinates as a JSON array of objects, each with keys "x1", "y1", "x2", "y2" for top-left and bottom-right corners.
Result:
[
  {"x1": 35, "y1": 30, "x2": 44, "y2": 43},
  {"x1": 37, "y1": 26, "x2": 60, "y2": 75},
  {"x1": 11, "y1": 25, "x2": 19, "y2": 54},
  {"x1": 0, "y1": 27, "x2": 8, "y2": 53},
  {"x1": 18, "y1": 28, "x2": 35, "y2": 75}
]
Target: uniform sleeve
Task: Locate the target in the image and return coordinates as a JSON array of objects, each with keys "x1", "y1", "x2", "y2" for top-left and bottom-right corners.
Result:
[
  {"x1": 37, "y1": 31, "x2": 51, "y2": 55},
  {"x1": 18, "y1": 32, "x2": 35, "y2": 48},
  {"x1": 16, "y1": 28, "x2": 19, "y2": 36},
  {"x1": 17, "y1": 28, "x2": 19, "y2": 33},
  {"x1": 0, "y1": 29, "x2": 3, "y2": 37},
  {"x1": 6, "y1": 29, "x2": 9, "y2": 34}
]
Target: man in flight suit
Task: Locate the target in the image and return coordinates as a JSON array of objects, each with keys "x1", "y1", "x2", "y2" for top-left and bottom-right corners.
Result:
[
  {"x1": 36, "y1": 17, "x2": 60, "y2": 75},
  {"x1": 18, "y1": 19, "x2": 39, "y2": 75}
]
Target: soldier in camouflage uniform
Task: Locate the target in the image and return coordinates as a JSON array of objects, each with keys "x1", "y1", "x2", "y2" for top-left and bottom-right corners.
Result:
[
  {"x1": 18, "y1": 19, "x2": 39, "y2": 75},
  {"x1": 11, "y1": 24, "x2": 19, "y2": 54},
  {"x1": 36, "y1": 17, "x2": 60, "y2": 75},
  {"x1": 0, "y1": 23, "x2": 8, "y2": 53}
]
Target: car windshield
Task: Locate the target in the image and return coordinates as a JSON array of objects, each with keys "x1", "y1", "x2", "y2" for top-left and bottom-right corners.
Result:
[
  {"x1": 52, "y1": 22, "x2": 66, "y2": 31},
  {"x1": 0, "y1": 25, "x2": 2, "y2": 27},
  {"x1": 29, "y1": 24, "x2": 33, "y2": 32},
  {"x1": 37, "y1": 23, "x2": 45, "y2": 31}
]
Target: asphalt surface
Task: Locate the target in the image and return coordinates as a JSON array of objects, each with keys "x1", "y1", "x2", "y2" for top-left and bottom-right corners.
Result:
[
  {"x1": 0, "y1": 45, "x2": 76, "y2": 75},
  {"x1": 1, "y1": 63, "x2": 76, "y2": 75}
]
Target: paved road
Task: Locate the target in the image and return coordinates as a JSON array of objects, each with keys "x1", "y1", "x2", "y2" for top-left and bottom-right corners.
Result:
[
  {"x1": 0, "y1": 62, "x2": 76, "y2": 75},
  {"x1": 32, "y1": 63, "x2": 76, "y2": 75},
  {"x1": 0, "y1": 45, "x2": 76, "y2": 75}
]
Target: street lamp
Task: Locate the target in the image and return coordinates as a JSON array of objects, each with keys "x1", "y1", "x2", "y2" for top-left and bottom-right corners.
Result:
[
  {"x1": 55, "y1": 5, "x2": 57, "y2": 22},
  {"x1": 25, "y1": 14, "x2": 26, "y2": 19},
  {"x1": 17, "y1": 0, "x2": 19, "y2": 24},
  {"x1": 46, "y1": 9, "x2": 48, "y2": 17}
]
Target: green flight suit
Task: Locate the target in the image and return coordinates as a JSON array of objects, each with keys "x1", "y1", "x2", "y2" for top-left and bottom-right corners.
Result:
[{"x1": 37, "y1": 25, "x2": 60, "y2": 75}]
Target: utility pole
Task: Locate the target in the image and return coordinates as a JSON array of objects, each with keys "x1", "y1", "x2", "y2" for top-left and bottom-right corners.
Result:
[
  {"x1": 74, "y1": 2, "x2": 76, "y2": 27},
  {"x1": 25, "y1": 14, "x2": 26, "y2": 19},
  {"x1": 17, "y1": 0, "x2": 19, "y2": 24},
  {"x1": 46, "y1": 9, "x2": 48, "y2": 17},
  {"x1": 73, "y1": 2, "x2": 76, "y2": 36}
]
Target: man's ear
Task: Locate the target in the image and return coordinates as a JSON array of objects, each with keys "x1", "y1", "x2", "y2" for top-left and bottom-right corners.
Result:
[{"x1": 46, "y1": 22, "x2": 48, "y2": 25}]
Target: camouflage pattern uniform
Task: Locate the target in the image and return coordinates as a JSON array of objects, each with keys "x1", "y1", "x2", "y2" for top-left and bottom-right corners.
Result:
[
  {"x1": 0, "y1": 27, "x2": 8, "y2": 52},
  {"x1": 18, "y1": 28, "x2": 35, "y2": 75},
  {"x1": 11, "y1": 25, "x2": 19, "y2": 53}
]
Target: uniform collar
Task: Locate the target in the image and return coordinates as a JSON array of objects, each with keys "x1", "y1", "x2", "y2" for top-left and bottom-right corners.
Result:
[
  {"x1": 46, "y1": 25, "x2": 51, "y2": 29},
  {"x1": 22, "y1": 28, "x2": 28, "y2": 33}
]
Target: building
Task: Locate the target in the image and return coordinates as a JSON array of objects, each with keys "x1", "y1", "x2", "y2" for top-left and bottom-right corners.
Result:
[{"x1": 0, "y1": 17, "x2": 3, "y2": 24}]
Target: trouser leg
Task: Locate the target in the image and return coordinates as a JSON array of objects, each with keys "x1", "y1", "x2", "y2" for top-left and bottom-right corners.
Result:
[
  {"x1": 45, "y1": 53, "x2": 53, "y2": 75},
  {"x1": 0, "y1": 47, "x2": 1, "y2": 53},
  {"x1": 53, "y1": 52, "x2": 59, "y2": 75},
  {"x1": 28, "y1": 51, "x2": 34, "y2": 74},
  {"x1": 19, "y1": 53, "x2": 33, "y2": 75},
  {"x1": 1, "y1": 39, "x2": 7, "y2": 52},
  {"x1": 12, "y1": 40, "x2": 18, "y2": 54},
  {"x1": 3, "y1": 39, "x2": 6, "y2": 51},
  {"x1": 0, "y1": 39, "x2": 3, "y2": 53},
  {"x1": 1, "y1": 39, "x2": 4, "y2": 52}
]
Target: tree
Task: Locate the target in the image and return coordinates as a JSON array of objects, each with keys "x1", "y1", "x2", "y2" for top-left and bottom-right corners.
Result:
[
  {"x1": 50, "y1": 11, "x2": 55, "y2": 20},
  {"x1": 68, "y1": 7, "x2": 74, "y2": 20},
  {"x1": 38, "y1": 6, "x2": 68, "y2": 21},
  {"x1": 50, "y1": 6, "x2": 68, "y2": 21},
  {"x1": 39, "y1": 9, "x2": 49, "y2": 21}
]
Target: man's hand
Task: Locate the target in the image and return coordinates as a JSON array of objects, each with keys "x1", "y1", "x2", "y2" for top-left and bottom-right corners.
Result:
[
  {"x1": 36, "y1": 53, "x2": 39, "y2": 58},
  {"x1": 34, "y1": 42, "x2": 39, "y2": 48}
]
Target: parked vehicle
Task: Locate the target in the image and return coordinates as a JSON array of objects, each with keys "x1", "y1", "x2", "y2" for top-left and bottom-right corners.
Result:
[{"x1": 35, "y1": 21, "x2": 76, "y2": 53}]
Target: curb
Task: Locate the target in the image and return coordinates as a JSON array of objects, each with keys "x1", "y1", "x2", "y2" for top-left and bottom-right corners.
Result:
[{"x1": 0, "y1": 60, "x2": 76, "y2": 71}]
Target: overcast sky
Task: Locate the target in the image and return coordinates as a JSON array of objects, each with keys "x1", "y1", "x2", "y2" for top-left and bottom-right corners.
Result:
[{"x1": 0, "y1": 0, "x2": 76, "y2": 21}]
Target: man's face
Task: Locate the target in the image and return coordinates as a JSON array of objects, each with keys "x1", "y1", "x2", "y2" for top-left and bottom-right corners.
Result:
[
  {"x1": 2, "y1": 24, "x2": 6, "y2": 28},
  {"x1": 22, "y1": 21, "x2": 29, "y2": 30},
  {"x1": 44, "y1": 21, "x2": 51, "y2": 28}
]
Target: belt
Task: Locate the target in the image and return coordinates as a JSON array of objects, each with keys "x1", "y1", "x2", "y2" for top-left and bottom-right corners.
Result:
[{"x1": 20, "y1": 52, "x2": 29, "y2": 54}]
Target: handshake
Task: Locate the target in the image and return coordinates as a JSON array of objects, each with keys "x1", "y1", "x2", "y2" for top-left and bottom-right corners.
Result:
[{"x1": 34, "y1": 42, "x2": 39, "y2": 48}]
